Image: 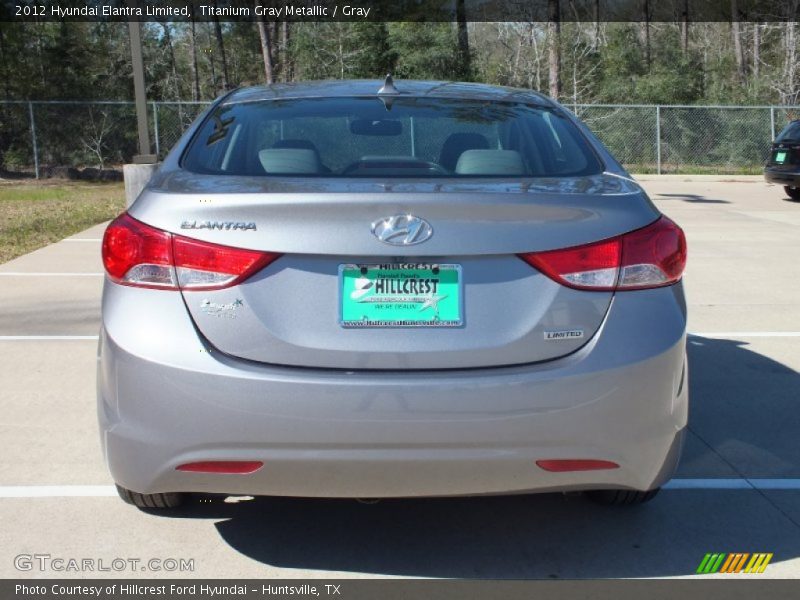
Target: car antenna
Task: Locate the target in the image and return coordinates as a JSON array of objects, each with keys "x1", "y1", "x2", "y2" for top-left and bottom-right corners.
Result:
[
  {"x1": 377, "y1": 74, "x2": 399, "y2": 95},
  {"x1": 377, "y1": 74, "x2": 399, "y2": 111}
]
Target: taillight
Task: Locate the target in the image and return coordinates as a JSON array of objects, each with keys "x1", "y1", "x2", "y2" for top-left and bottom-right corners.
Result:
[
  {"x1": 102, "y1": 214, "x2": 176, "y2": 288},
  {"x1": 519, "y1": 216, "x2": 686, "y2": 291},
  {"x1": 172, "y1": 236, "x2": 275, "y2": 290},
  {"x1": 102, "y1": 213, "x2": 279, "y2": 290},
  {"x1": 616, "y1": 216, "x2": 687, "y2": 289}
]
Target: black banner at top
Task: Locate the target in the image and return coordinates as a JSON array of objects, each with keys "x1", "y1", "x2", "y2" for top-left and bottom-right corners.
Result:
[{"x1": 2, "y1": 0, "x2": 800, "y2": 23}]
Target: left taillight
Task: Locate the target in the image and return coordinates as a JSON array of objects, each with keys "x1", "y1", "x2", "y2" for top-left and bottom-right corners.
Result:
[{"x1": 102, "y1": 213, "x2": 279, "y2": 291}]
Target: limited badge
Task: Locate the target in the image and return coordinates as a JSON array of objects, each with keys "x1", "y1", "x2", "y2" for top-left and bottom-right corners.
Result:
[{"x1": 544, "y1": 329, "x2": 584, "y2": 340}]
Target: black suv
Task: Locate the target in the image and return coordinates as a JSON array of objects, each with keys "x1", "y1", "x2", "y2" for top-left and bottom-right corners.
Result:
[{"x1": 765, "y1": 119, "x2": 800, "y2": 200}]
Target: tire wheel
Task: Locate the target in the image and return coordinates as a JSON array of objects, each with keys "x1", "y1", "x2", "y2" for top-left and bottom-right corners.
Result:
[
  {"x1": 116, "y1": 484, "x2": 184, "y2": 509},
  {"x1": 784, "y1": 186, "x2": 800, "y2": 201},
  {"x1": 586, "y1": 488, "x2": 660, "y2": 506}
]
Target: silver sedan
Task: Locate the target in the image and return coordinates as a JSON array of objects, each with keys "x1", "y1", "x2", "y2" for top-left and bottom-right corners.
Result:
[{"x1": 98, "y1": 79, "x2": 688, "y2": 509}]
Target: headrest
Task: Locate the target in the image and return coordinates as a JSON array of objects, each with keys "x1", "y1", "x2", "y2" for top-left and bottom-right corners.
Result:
[
  {"x1": 258, "y1": 148, "x2": 321, "y2": 174},
  {"x1": 272, "y1": 139, "x2": 318, "y2": 152},
  {"x1": 454, "y1": 149, "x2": 525, "y2": 175}
]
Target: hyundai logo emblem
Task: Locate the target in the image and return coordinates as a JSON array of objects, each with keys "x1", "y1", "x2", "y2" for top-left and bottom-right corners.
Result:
[{"x1": 371, "y1": 215, "x2": 433, "y2": 246}]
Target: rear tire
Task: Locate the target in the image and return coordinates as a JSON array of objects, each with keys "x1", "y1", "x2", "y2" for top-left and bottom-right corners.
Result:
[
  {"x1": 784, "y1": 186, "x2": 800, "y2": 201},
  {"x1": 115, "y1": 484, "x2": 184, "y2": 509},
  {"x1": 586, "y1": 488, "x2": 660, "y2": 506}
]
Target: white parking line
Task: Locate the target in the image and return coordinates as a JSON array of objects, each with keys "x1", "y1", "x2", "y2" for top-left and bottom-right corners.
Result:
[
  {"x1": 0, "y1": 486, "x2": 117, "y2": 498},
  {"x1": 666, "y1": 479, "x2": 800, "y2": 490},
  {"x1": 0, "y1": 336, "x2": 99, "y2": 341},
  {"x1": 0, "y1": 480, "x2": 799, "y2": 498},
  {"x1": 691, "y1": 332, "x2": 800, "y2": 338},
  {"x1": 0, "y1": 272, "x2": 103, "y2": 276},
  {"x1": 665, "y1": 479, "x2": 752, "y2": 490}
]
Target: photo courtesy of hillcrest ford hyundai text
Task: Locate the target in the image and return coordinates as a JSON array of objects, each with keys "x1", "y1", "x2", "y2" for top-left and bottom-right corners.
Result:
[{"x1": 99, "y1": 77, "x2": 688, "y2": 509}]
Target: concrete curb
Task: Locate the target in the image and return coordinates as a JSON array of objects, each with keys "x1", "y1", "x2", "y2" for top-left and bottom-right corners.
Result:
[{"x1": 631, "y1": 174, "x2": 765, "y2": 182}]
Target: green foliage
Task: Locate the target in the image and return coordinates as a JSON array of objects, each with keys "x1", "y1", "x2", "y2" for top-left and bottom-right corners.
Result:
[
  {"x1": 1, "y1": 20, "x2": 794, "y2": 105},
  {"x1": 0, "y1": 20, "x2": 798, "y2": 173},
  {"x1": 593, "y1": 25, "x2": 702, "y2": 105},
  {"x1": 387, "y1": 23, "x2": 470, "y2": 81},
  {"x1": 291, "y1": 22, "x2": 394, "y2": 80}
]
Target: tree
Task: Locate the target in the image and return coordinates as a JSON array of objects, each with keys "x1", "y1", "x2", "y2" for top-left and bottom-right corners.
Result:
[
  {"x1": 279, "y1": 23, "x2": 292, "y2": 82},
  {"x1": 562, "y1": 23, "x2": 602, "y2": 105},
  {"x1": 388, "y1": 23, "x2": 465, "y2": 80},
  {"x1": 160, "y1": 23, "x2": 181, "y2": 100},
  {"x1": 189, "y1": 18, "x2": 200, "y2": 101},
  {"x1": 680, "y1": 0, "x2": 690, "y2": 54},
  {"x1": 640, "y1": 0, "x2": 651, "y2": 71},
  {"x1": 778, "y1": 21, "x2": 800, "y2": 104},
  {"x1": 731, "y1": 0, "x2": 747, "y2": 83},
  {"x1": 211, "y1": 1, "x2": 229, "y2": 90},
  {"x1": 256, "y1": 15, "x2": 274, "y2": 84},
  {"x1": 291, "y1": 22, "x2": 391, "y2": 80},
  {"x1": 455, "y1": 0, "x2": 472, "y2": 79},
  {"x1": 753, "y1": 22, "x2": 760, "y2": 78},
  {"x1": 548, "y1": 0, "x2": 562, "y2": 99},
  {"x1": 81, "y1": 107, "x2": 113, "y2": 169}
]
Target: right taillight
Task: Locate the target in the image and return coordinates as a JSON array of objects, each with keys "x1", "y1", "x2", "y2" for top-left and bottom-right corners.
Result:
[
  {"x1": 102, "y1": 213, "x2": 280, "y2": 290},
  {"x1": 519, "y1": 216, "x2": 686, "y2": 291}
]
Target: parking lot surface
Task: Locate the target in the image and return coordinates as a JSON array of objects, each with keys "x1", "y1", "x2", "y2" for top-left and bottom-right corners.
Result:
[{"x1": 1, "y1": 175, "x2": 799, "y2": 579}]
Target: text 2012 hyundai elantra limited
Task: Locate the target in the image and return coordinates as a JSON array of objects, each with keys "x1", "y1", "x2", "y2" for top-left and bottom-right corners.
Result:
[{"x1": 98, "y1": 79, "x2": 687, "y2": 509}]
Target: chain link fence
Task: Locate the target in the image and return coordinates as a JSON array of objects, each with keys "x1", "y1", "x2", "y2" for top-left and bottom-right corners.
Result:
[
  {"x1": 572, "y1": 104, "x2": 800, "y2": 174},
  {"x1": 0, "y1": 100, "x2": 209, "y2": 177},
  {"x1": 1, "y1": 100, "x2": 798, "y2": 176}
]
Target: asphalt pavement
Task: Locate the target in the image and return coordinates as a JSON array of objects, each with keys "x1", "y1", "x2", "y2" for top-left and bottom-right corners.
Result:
[{"x1": 1, "y1": 175, "x2": 799, "y2": 579}]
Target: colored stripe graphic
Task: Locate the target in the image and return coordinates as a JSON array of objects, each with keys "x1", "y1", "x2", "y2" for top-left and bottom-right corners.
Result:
[
  {"x1": 697, "y1": 553, "x2": 725, "y2": 574},
  {"x1": 696, "y1": 554, "x2": 714, "y2": 573},
  {"x1": 720, "y1": 553, "x2": 750, "y2": 573},
  {"x1": 744, "y1": 553, "x2": 773, "y2": 573},
  {"x1": 697, "y1": 553, "x2": 773, "y2": 574},
  {"x1": 734, "y1": 554, "x2": 750, "y2": 573},
  {"x1": 720, "y1": 554, "x2": 736, "y2": 573},
  {"x1": 710, "y1": 553, "x2": 725, "y2": 573}
]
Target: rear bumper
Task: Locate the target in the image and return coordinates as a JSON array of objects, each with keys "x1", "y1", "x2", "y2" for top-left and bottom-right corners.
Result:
[
  {"x1": 764, "y1": 168, "x2": 800, "y2": 187},
  {"x1": 98, "y1": 281, "x2": 689, "y2": 498}
]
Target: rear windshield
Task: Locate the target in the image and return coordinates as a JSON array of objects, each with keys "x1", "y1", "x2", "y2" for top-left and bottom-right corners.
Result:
[
  {"x1": 776, "y1": 121, "x2": 800, "y2": 142},
  {"x1": 182, "y1": 97, "x2": 603, "y2": 178}
]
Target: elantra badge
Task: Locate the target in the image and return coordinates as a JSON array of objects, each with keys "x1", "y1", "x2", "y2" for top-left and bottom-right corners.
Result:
[
  {"x1": 181, "y1": 220, "x2": 256, "y2": 231},
  {"x1": 371, "y1": 215, "x2": 433, "y2": 246}
]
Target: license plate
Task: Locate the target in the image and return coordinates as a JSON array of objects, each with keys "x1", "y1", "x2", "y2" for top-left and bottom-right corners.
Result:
[
  {"x1": 339, "y1": 263, "x2": 463, "y2": 328},
  {"x1": 775, "y1": 151, "x2": 788, "y2": 164}
]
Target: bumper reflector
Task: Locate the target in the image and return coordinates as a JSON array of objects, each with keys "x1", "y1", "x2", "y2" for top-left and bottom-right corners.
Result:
[
  {"x1": 176, "y1": 461, "x2": 263, "y2": 474},
  {"x1": 536, "y1": 459, "x2": 620, "y2": 472}
]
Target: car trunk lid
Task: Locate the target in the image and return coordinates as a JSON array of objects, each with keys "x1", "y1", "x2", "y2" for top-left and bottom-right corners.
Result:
[{"x1": 130, "y1": 173, "x2": 658, "y2": 369}]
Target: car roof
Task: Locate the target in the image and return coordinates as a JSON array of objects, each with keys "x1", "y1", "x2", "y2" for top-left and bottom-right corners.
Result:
[{"x1": 223, "y1": 79, "x2": 556, "y2": 108}]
